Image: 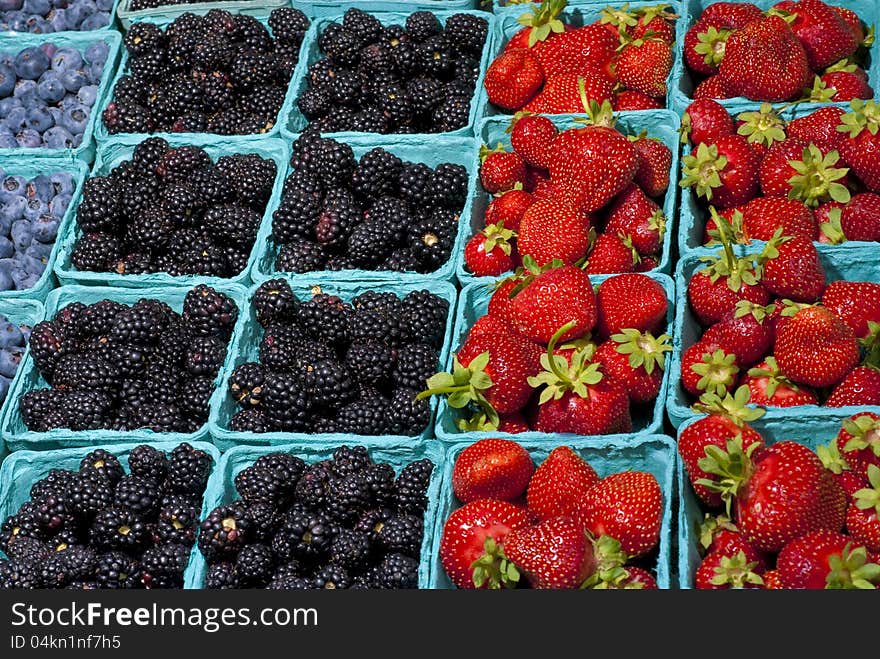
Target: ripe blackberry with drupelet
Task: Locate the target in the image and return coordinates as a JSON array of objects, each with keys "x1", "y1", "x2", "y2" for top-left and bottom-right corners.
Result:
[
  {"x1": 206, "y1": 562, "x2": 241, "y2": 589},
  {"x1": 198, "y1": 505, "x2": 253, "y2": 562},
  {"x1": 166, "y1": 443, "x2": 213, "y2": 497},
  {"x1": 376, "y1": 552, "x2": 419, "y2": 589},
  {"x1": 113, "y1": 475, "x2": 161, "y2": 518},
  {"x1": 393, "y1": 458, "x2": 434, "y2": 515},
  {"x1": 276, "y1": 239, "x2": 328, "y2": 274}
]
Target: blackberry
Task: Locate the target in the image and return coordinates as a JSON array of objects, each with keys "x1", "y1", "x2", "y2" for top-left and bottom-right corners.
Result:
[
  {"x1": 114, "y1": 475, "x2": 161, "y2": 518},
  {"x1": 182, "y1": 285, "x2": 239, "y2": 338},
  {"x1": 34, "y1": 495, "x2": 71, "y2": 536},
  {"x1": 129, "y1": 402, "x2": 183, "y2": 433},
  {"x1": 432, "y1": 94, "x2": 471, "y2": 133},
  {"x1": 190, "y1": 33, "x2": 234, "y2": 72},
  {"x1": 80, "y1": 449, "x2": 125, "y2": 485},
  {"x1": 405, "y1": 12, "x2": 442, "y2": 42},
  {"x1": 235, "y1": 500, "x2": 281, "y2": 543},
  {"x1": 242, "y1": 86, "x2": 286, "y2": 127},
  {"x1": 315, "y1": 189, "x2": 361, "y2": 247},
  {"x1": 229, "y1": 362, "x2": 265, "y2": 407},
  {"x1": 31, "y1": 469, "x2": 76, "y2": 502},
  {"x1": 382, "y1": 248, "x2": 420, "y2": 273},
  {"x1": 375, "y1": 514, "x2": 423, "y2": 557},
  {"x1": 157, "y1": 501, "x2": 200, "y2": 546},
  {"x1": 109, "y1": 307, "x2": 164, "y2": 348},
  {"x1": 64, "y1": 472, "x2": 114, "y2": 519},
  {"x1": 399, "y1": 162, "x2": 433, "y2": 208},
  {"x1": 19, "y1": 390, "x2": 64, "y2": 432},
  {"x1": 206, "y1": 562, "x2": 240, "y2": 589},
  {"x1": 351, "y1": 290, "x2": 401, "y2": 315},
  {"x1": 124, "y1": 22, "x2": 166, "y2": 58},
  {"x1": 223, "y1": 245, "x2": 250, "y2": 276},
  {"x1": 113, "y1": 75, "x2": 146, "y2": 106},
  {"x1": 269, "y1": 7, "x2": 310, "y2": 45},
  {"x1": 130, "y1": 51, "x2": 167, "y2": 82},
  {"x1": 325, "y1": 473, "x2": 371, "y2": 523},
  {"x1": 393, "y1": 343, "x2": 439, "y2": 390},
  {"x1": 298, "y1": 87, "x2": 332, "y2": 121},
  {"x1": 358, "y1": 42, "x2": 395, "y2": 76},
  {"x1": 58, "y1": 546, "x2": 98, "y2": 582},
  {"x1": 76, "y1": 177, "x2": 121, "y2": 233},
  {"x1": 235, "y1": 14, "x2": 275, "y2": 53},
  {"x1": 327, "y1": 68, "x2": 362, "y2": 107},
  {"x1": 443, "y1": 13, "x2": 489, "y2": 57},
  {"x1": 376, "y1": 552, "x2": 419, "y2": 589},
  {"x1": 299, "y1": 294, "x2": 352, "y2": 347},
  {"x1": 235, "y1": 543, "x2": 275, "y2": 587},
  {"x1": 161, "y1": 183, "x2": 203, "y2": 226},
  {"x1": 387, "y1": 388, "x2": 430, "y2": 436},
  {"x1": 418, "y1": 36, "x2": 453, "y2": 77},
  {"x1": 261, "y1": 372, "x2": 311, "y2": 432},
  {"x1": 3, "y1": 534, "x2": 49, "y2": 561},
  {"x1": 452, "y1": 55, "x2": 480, "y2": 88},
  {"x1": 328, "y1": 529, "x2": 372, "y2": 573},
  {"x1": 272, "y1": 188, "x2": 323, "y2": 243},
  {"x1": 258, "y1": 324, "x2": 310, "y2": 372},
  {"x1": 252, "y1": 278, "x2": 299, "y2": 327},
  {"x1": 307, "y1": 58, "x2": 338, "y2": 91},
  {"x1": 314, "y1": 564, "x2": 351, "y2": 589},
  {"x1": 199, "y1": 72, "x2": 235, "y2": 114},
  {"x1": 0, "y1": 559, "x2": 43, "y2": 589},
  {"x1": 302, "y1": 359, "x2": 355, "y2": 410},
  {"x1": 430, "y1": 163, "x2": 468, "y2": 209},
  {"x1": 229, "y1": 409, "x2": 271, "y2": 433},
  {"x1": 318, "y1": 24, "x2": 361, "y2": 67},
  {"x1": 400, "y1": 290, "x2": 448, "y2": 347},
  {"x1": 394, "y1": 458, "x2": 434, "y2": 514},
  {"x1": 203, "y1": 202, "x2": 262, "y2": 245},
  {"x1": 349, "y1": 110, "x2": 390, "y2": 134},
  {"x1": 267, "y1": 574, "x2": 313, "y2": 590},
  {"x1": 293, "y1": 461, "x2": 333, "y2": 509},
  {"x1": 176, "y1": 236, "x2": 230, "y2": 277},
  {"x1": 363, "y1": 462, "x2": 396, "y2": 506},
  {"x1": 89, "y1": 507, "x2": 151, "y2": 552},
  {"x1": 275, "y1": 239, "x2": 327, "y2": 273},
  {"x1": 117, "y1": 206, "x2": 174, "y2": 253},
  {"x1": 406, "y1": 77, "x2": 444, "y2": 114},
  {"x1": 331, "y1": 445, "x2": 372, "y2": 477},
  {"x1": 50, "y1": 354, "x2": 121, "y2": 396},
  {"x1": 184, "y1": 336, "x2": 227, "y2": 377},
  {"x1": 408, "y1": 209, "x2": 457, "y2": 271},
  {"x1": 364, "y1": 196, "x2": 412, "y2": 242},
  {"x1": 325, "y1": 254, "x2": 359, "y2": 271},
  {"x1": 127, "y1": 445, "x2": 168, "y2": 484},
  {"x1": 347, "y1": 221, "x2": 395, "y2": 268},
  {"x1": 375, "y1": 83, "x2": 413, "y2": 128},
  {"x1": 140, "y1": 543, "x2": 190, "y2": 585},
  {"x1": 343, "y1": 8, "x2": 384, "y2": 45},
  {"x1": 158, "y1": 146, "x2": 212, "y2": 180},
  {"x1": 349, "y1": 308, "x2": 403, "y2": 346},
  {"x1": 103, "y1": 102, "x2": 156, "y2": 134},
  {"x1": 271, "y1": 507, "x2": 337, "y2": 563},
  {"x1": 234, "y1": 465, "x2": 294, "y2": 509},
  {"x1": 56, "y1": 389, "x2": 113, "y2": 431},
  {"x1": 198, "y1": 505, "x2": 253, "y2": 561},
  {"x1": 391, "y1": 40, "x2": 422, "y2": 77},
  {"x1": 71, "y1": 233, "x2": 121, "y2": 272},
  {"x1": 166, "y1": 443, "x2": 213, "y2": 497},
  {"x1": 335, "y1": 395, "x2": 389, "y2": 436},
  {"x1": 230, "y1": 50, "x2": 279, "y2": 91},
  {"x1": 179, "y1": 376, "x2": 215, "y2": 422}
]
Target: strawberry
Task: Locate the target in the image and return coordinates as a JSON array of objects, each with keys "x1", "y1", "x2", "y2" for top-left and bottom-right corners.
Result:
[
  {"x1": 631, "y1": 5, "x2": 677, "y2": 44},
  {"x1": 595, "y1": 273, "x2": 668, "y2": 339},
  {"x1": 680, "y1": 135, "x2": 759, "y2": 209},
  {"x1": 841, "y1": 193, "x2": 880, "y2": 242},
  {"x1": 831, "y1": 5, "x2": 865, "y2": 42},
  {"x1": 682, "y1": 99, "x2": 735, "y2": 147},
  {"x1": 686, "y1": 243, "x2": 769, "y2": 326},
  {"x1": 680, "y1": 342, "x2": 739, "y2": 398},
  {"x1": 523, "y1": 165, "x2": 550, "y2": 194},
  {"x1": 635, "y1": 255, "x2": 660, "y2": 272},
  {"x1": 458, "y1": 409, "x2": 533, "y2": 435},
  {"x1": 826, "y1": 367, "x2": 880, "y2": 408},
  {"x1": 820, "y1": 280, "x2": 880, "y2": 339},
  {"x1": 786, "y1": 105, "x2": 845, "y2": 152},
  {"x1": 762, "y1": 570, "x2": 784, "y2": 589},
  {"x1": 695, "y1": 550, "x2": 765, "y2": 589},
  {"x1": 740, "y1": 197, "x2": 818, "y2": 242},
  {"x1": 684, "y1": 22, "x2": 730, "y2": 77},
  {"x1": 503, "y1": 516, "x2": 596, "y2": 589},
  {"x1": 759, "y1": 139, "x2": 852, "y2": 207},
  {"x1": 734, "y1": 103, "x2": 789, "y2": 153},
  {"x1": 485, "y1": 188, "x2": 533, "y2": 233},
  {"x1": 505, "y1": 0, "x2": 571, "y2": 52},
  {"x1": 759, "y1": 235, "x2": 826, "y2": 303},
  {"x1": 616, "y1": 38, "x2": 672, "y2": 98},
  {"x1": 536, "y1": 24, "x2": 618, "y2": 80},
  {"x1": 837, "y1": 99, "x2": 880, "y2": 193},
  {"x1": 484, "y1": 48, "x2": 545, "y2": 111},
  {"x1": 524, "y1": 72, "x2": 614, "y2": 115},
  {"x1": 613, "y1": 90, "x2": 662, "y2": 111},
  {"x1": 480, "y1": 145, "x2": 526, "y2": 194},
  {"x1": 527, "y1": 445, "x2": 599, "y2": 521},
  {"x1": 774, "y1": 305, "x2": 859, "y2": 387},
  {"x1": 547, "y1": 100, "x2": 639, "y2": 213},
  {"x1": 594, "y1": 330, "x2": 670, "y2": 403},
  {"x1": 700, "y1": 1, "x2": 764, "y2": 28},
  {"x1": 585, "y1": 233, "x2": 638, "y2": 274},
  {"x1": 836, "y1": 413, "x2": 880, "y2": 479},
  {"x1": 701, "y1": 524, "x2": 767, "y2": 569},
  {"x1": 701, "y1": 300, "x2": 776, "y2": 367},
  {"x1": 848, "y1": 464, "x2": 880, "y2": 552},
  {"x1": 578, "y1": 471, "x2": 662, "y2": 557},
  {"x1": 692, "y1": 75, "x2": 734, "y2": 101},
  {"x1": 703, "y1": 206, "x2": 749, "y2": 246},
  {"x1": 718, "y1": 15, "x2": 811, "y2": 102},
  {"x1": 817, "y1": 203, "x2": 847, "y2": 245},
  {"x1": 605, "y1": 183, "x2": 666, "y2": 255},
  {"x1": 452, "y1": 439, "x2": 535, "y2": 504},
  {"x1": 744, "y1": 356, "x2": 819, "y2": 407},
  {"x1": 817, "y1": 438, "x2": 865, "y2": 496},
  {"x1": 508, "y1": 113, "x2": 557, "y2": 170},
  {"x1": 467, "y1": 314, "x2": 515, "y2": 341},
  {"x1": 531, "y1": 177, "x2": 558, "y2": 201},
  {"x1": 487, "y1": 277, "x2": 520, "y2": 323},
  {"x1": 439, "y1": 499, "x2": 531, "y2": 589},
  {"x1": 629, "y1": 133, "x2": 671, "y2": 198},
  {"x1": 517, "y1": 199, "x2": 591, "y2": 267},
  {"x1": 785, "y1": 0, "x2": 859, "y2": 70},
  {"x1": 818, "y1": 70, "x2": 873, "y2": 102},
  {"x1": 776, "y1": 529, "x2": 880, "y2": 589},
  {"x1": 508, "y1": 263, "x2": 597, "y2": 344},
  {"x1": 464, "y1": 222, "x2": 516, "y2": 278},
  {"x1": 586, "y1": 564, "x2": 659, "y2": 589}
]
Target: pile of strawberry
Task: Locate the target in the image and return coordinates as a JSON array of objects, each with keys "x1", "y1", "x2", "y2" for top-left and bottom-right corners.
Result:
[
  {"x1": 681, "y1": 98, "x2": 880, "y2": 246},
  {"x1": 683, "y1": 0, "x2": 874, "y2": 103},
  {"x1": 484, "y1": 0, "x2": 677, "y2": 114},
  {"x1": 439, "y1": 440, "x2": 664, "y2": 589},
  {"x1": 421, "y1": 265, "x2": 671, "y2": 435},
  {"x1": 465, "y1": 108, "x2": 672, "y2": 278},
  {"x1": 680, "y1": 232, "x2": 880, "y2": 410},
  {"x1": 680, "y1": 410, "x2": 880, "y2": 589}
]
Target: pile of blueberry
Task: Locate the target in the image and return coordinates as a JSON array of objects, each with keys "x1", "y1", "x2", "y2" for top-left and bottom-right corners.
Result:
[
  {"x1": 0, "y1": 314, "x2": 31, "y2": 405},
  {"x1": 0, "y1": 168, "x2": 76, "y2": 291},
  {"x1": 0, "y1": 40, "x2": 110, "y2": 149},
  {"x1": 0, "y1": 0, "x2": 113, "y2": 33}
]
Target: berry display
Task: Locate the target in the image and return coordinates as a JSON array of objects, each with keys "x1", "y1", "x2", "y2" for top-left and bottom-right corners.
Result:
[
  {"x1": 0, "y1": 1, "x2": 112, "y2": 32},
  {"x1": 0, "y1": 442, "x2": 213, "y2": 590},
  {"x1": 69, "y1": 139, "x2": 276, "y2": 278},
  {"x1": 18, "y1": 285, "x2": 237, "y2": 433},
  {"x1": 297, "y1": 8, "x2": 488, "y2": 134},
  {"x1": 103, "y1": 9, "x2": 309, "y2": 136},
  {"x1": 198, "y1": 446, "x2": 433, "y2": 589}
]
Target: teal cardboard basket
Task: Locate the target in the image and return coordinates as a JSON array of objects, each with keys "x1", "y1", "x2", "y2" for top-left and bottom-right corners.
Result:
[
  {"x1": 457, "y1": 110, "x2": 681, "y2": 287},
  {"x1": 94, "y1": 15, "x2": 309, "y2": 144},
  {"x1": 679, "y1": 100, "x2": 880, "y2": 257},
  {"x1": 429, "y1": 434, "x2": 677, "y2": 589},
  {"x1": 483, "y1": 1, "x2": 687, "y2": 117},
  {"x1": 0, "y1": 282, "x2": 248, "y2": 452},
  {"x1": 667, "y1": 245, "x2": 880, "y2": 430},
  {"x1": 250, "y1": 134, "x2": 479, "y2": 286},
  {"x1": 671, "y1": 0, "x2": 878, "y2": 114},
  {"x1": 676, "y1": 415, "x2": 850, "y2": 588},
  {"x1": 209, "y1": 277, "x2": 458, "y2": 452},
  {"x1": 0, "y1": 441, "x2": 221, "y2": 586},
  {"x1": 53, "y1": 135, "x2": 290, "y2": 290},
  {"x1": 0, "y1": 158, "x2": 89, "y2": 303},
  {"x1": 0, "y1": 31, "x2": 122, "y2": 163},
  {"x1": 186, "y1": 440, "x2": 446, "y2": 589},
  {"x1": 435, "y1": 272, "x2": 675, "y2": 443},
  {"x1": 279, "y1": 10, "x2": 496, "y2": 141},
  {"x1": 297, "y1": 1, "x2": 480, "y2": 19},
  {"x1": 0, "y1": 298, "x2": 43, "y2": 463},
  {"x1": 116, "y1": 0, "x2": 287, "y2": 30}
]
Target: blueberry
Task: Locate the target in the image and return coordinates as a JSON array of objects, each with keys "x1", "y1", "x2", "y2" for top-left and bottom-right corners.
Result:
[
  {"x1": 11, "y1": 268, "x2": 38, "y2": 290},
  {"x1": 26, "y1": 175, "x2": 53, "y2": 201},
  {"x1": 0, "y1": 270, "x2": 11, "y2": 290},
  {"x1": 51, "y1": 0, "x2": 69, "y2": 7},
  {"x1": 49, "y1": 190, "x2": 71, "y2": 215},
  {"x1": 38, "y1": 43, "x2": 56, "y2": 60},
  {"x1": 0, "y1": 53, "x2": 13, "y2": 69},
  {"x1": 0, "y1": 97, "x2": 20, "y2": 118},
  {"x1": 26, "y1": 240, "x2": 52, "y2": 259},
  {"x1": 11, "y1": 220, "x2": 32, "y2": 252},
  {"x1": 4, "y1": 106, "x2": 26, "y2": 132},
  {"x1": 0, "y1": 237, "x2": 13, "y2": 259},
  {"x1": 31, "y1": 214, "x2": 59, "y2": 243},
  {"x1": 84, "y1": 41, "x2": 108, "y2": 67},
  {"x1": 0, "y1": 213, "x2": 10, "y2": 235},
  {"x1": 12, "y1": 80, "x2": 37, "y2": 105},
  {"x1": 15, "y1": 128, "x2": 41, "y2": 147},
  {"x1": 0, "y1": 348, "x2": 23, "y2": 378},
  {"x1": 49, "y1": 171, "x2": 73, "y2": 195},
  {"x1": 23, "y1": 198, "x2": 47, "y2": 221},
  {"x1": 0, "y1": 258, "x2": 16, "y2": 274},
  {"x1": 9, "y1": 15, "x2": 27, "y2": 31},
  {"x1": 23, "y1": 0, "x2": 50, "y2": 16},
  {"x1": 48, "y1": 8, "x2": 69, "y2": 32},
  {"x1": 2, "y1": 175, "x2": 25, "y2": 195},
  {"x1": 0, "y1": 198, "x2": 24, "y2": 226},
  {"x1": 87, "y1": 62, "x2": 103, "y2": 84},
  {"x1": 36, "y1": 73, "x2": 65, "y2": 103},
  {"x1": 0, "y1": 0, "x2": 23, "y2": 10},
  {"x1": 14, "y1": 47, "x2": 50, "y2": 80},
  {"x1": 0, "y1": 64, "x2": 15, "y2": 97},
  {"x1": 59, "y1": 103, "x2": 88, "y2": 134},
  {"x1": 47, "y1": 106, "x2": 62, "y2": 124},
  {"x1": 51, "y1": 47, "x2": 82, "y2": 72},
  {"x1": 81, "y1": 12, "x2": 108, "y2": 30},
  {"x1": 95, "y1": 0, "x2": 111, "y2": 10},
  {"x1": 0, "y1": 321, "x2": 22, "y2": 348},
  {"x1": 59, "y1": 68, "x2": 86, "y2": 92},
  {"x1": 76, "y1": 84, "x2": 97, "y2": 106},
  {"x1": 66, "y1": 0, "x2": 94, "y2": 27},
  {"x1": 26, "y1": 106, "x2": 54, "y2": 133},
  {"x1": 28, "y1": 17, "x2": 53, "y2": 33},
  {"x1": 0, "y1": 377, "x2": 10, "y2": 402},
  {"x1": 0, "y1": 132, "x2": 18, "y2": 148}
]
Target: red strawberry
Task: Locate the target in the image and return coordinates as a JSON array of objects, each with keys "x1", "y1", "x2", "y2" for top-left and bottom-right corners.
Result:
[
  {"x1": 701, "y1": 300, "x2": 775, "y2": 367},
  {"x1": 786, "y1": 105, "x2": 845, "y2": 152},
  {"x1": 702, "y1": 526, "x2": 767, "y2": 569},
  {"x1": 517, "y1": 199, "x2": 591, "y2": 267},
  {"x1": 635, "y1": 255, "x2": 660, "y2": 272},
  {"x1": 841, "y1": 193, "x2": 880, "y2": 242},
  {"x1": 585, "y1": 233, "x2": 638, "y2": 274},
  {"x1": 503, "y1": 516, "x2": 596, "y2": 589},
  {"x1": 826, "y1": 367, "x2": 880, "y2": 408},
  {"x1": 820, "y1": 280, "x2": 880, "y2": 339},
  {"x1": 524, "y1": 72, "x2": 615, "y2": 116},
  {"x1": 487, "y1": 277, "x2": 520, "y2": 324},
  {"x1": 701, "y1": 1, "x2": 764, "y2": 28},
  {"x1": 759, "y1": 235, "x2": 826, "y2": 303},
  {"x1": 485, "y1": 188, "x2": 533, "y2": 233},
  {"x1": 629, "y1": 133, "x2": 671, "y2": 198},
  {"x1": 464, "y1": 223, "x2": 516, "y2": 278},
  {"x1": 680, "y1": 341, "x2": 739, "y2": 399},
  {"x1": 586, "y1": 564, "x2": 659, "y2": 589},
  {"x1": 819, "y1": 70, "x2": 873, "y2": 102},
  {"x1": 684, "y1": 22, "x2": 730, "y2": 77},
  {"x1": 759, "y1": 139, "x2": 851, "y2": 207},
  {"x1": 484, "y1": 48, "x2": 545, "y2": 111},
  {"x1": 681, "y1": 135, "x2": 760, "y2": 209},
  {"x1": 508, "y1": 264, "x2": 597, "y2": 344},
  {"x1": 468, "y1": 313, "x2": 514, "y2": 341},
  {"x1": 695, "y1": 550, "x2": 765, "y2": 589},
  {"x1": 578, "y1": 471, "x2": 662, "y2": 557},
  {"x1": 744, "y1": 356, "x2": 819, "y2": 407},
  {"x1": 692, "y1": 74, "x2": 734, "y2": 100},
  {"x1": 509, "y1": 113, "x2": 557, "y2": 170},
  {"x1": 837, "y1": 413, "x2": 880, "y2": 479},
  {"x1": 817, "y1": 202, "x2": 847, "y2": 245},
  {"x1": 631, "y1": 5, "x2": 677, "y2": 44},
  {"x1": 718, "y1": 15, "x2": 811, "y2": 102},
  {"x1": 682, "y1": 99, "x2": 735, "y2": 147},
  {"x1": 439, "y1": 499, "x2": 531, "y2": 589},
  {"x1": 613, "y1": 90, "x2": 662, "y2": 111},
  {"x1": 740, "y1": 197, "x2": 818, "y2": 242},
  {"x1": 480, "y1": 145, "x2": 526, "y2": 194},
  {"x1": 527, "y1": 446, "x2": 599, "y2": 522},
  {"x1": 776, "y1": 529, "x2": 880, "y2": 589},
  {"x1": 536, "y1": 24, "x2": 618, "y2": 80},
  {"x1": 831, "y1": 5, "x2": 865, "y2": 41},
  {"x1": 504, "y1": 0, "x2": 571, "y2": 52},
  {"x1": 595, "y1": 273, "x2": 668, "y2": 339},
  {"x1": 774, "y1": 305, "x2": 859, "y2": 387},
  {"x1": 594, "y1": 330, "x2": 670, "y2": 403},
  {"x1": 837, "y1": 99, "x2": 880, "y2": 193},
  {"x1": 605, "y1": 184, "x2": 666, "y2": 256},
  {"x1": 762, "y1": 569, "x2": 784, "y2": 589},
  {"x1": 786, "y1": 0, "x2": 859, "y2": 70},
  {"x1": 452, "y1": 439, "x2": 535, "y2": 504},
  {"x1": 847, "y1": 464, "x2": 880, "y2": 552},
  {"x1": 687, "y1": 245, "x2": 769, "y2": 326},
  {"x1": 616, "y1": 38, "x2": 672, "y2": 99}
]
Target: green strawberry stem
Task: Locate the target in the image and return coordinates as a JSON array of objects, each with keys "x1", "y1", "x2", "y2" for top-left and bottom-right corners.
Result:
[
  {"x1": 825, "y1": 543, "x2": 880, "y2": 590},
  {"x1": 482, "y1": 221, "x2": 516, "y2": 254},
  {"x1": 517, "y1": 0, "x2": 568, "y2": 47},
  {"x1": 680, "y1": 142, "x2": 726, "y2": 201},
  {"x1": 471, "y1": 537, "x2": 520, "y2": 589},
  {"x1": 691, "y1": 348, "x2": 739, "y2": 397},
  {"x1": 816, "y1": 439, "x2": 852, "y2": 474},
  {"x1": 694, "y1": 25, "x2": 730, "y2": 68},
  {"x1": 691, "y1": 385, "x2": 766, "y2": 425},
  {"x1": 709, "y1": 550, "x2": 765, "y2": 588},
  {"x1": 819, "y1": 207, "x2": 847, "y2": 245},
  {"x1": 612, "y1": 329, "x2": 672, "y2": 375},
  {"x1": 746, "y1": 356, "x2": 801, "y2": 398},
  {"x1": 695, "y1": 435, "x2": 761, "y2": 517},
  {"x1": 698, "y1": 513, "x2": 738, "y2": 552},
  {"x1": 418, "y1": 351, "x2": 500, "y2": 428},
  {"x1": 706, "y1": 207, "x2": 749, "y2": 246},
  {"x1": 861, "y1": 322, "x2": 880, "y2": 368},
  {"x1": 527, "y1": 321, "x2": 603, "y2": 404},
  {"x1": 786, "y1": 144, "x2": 851, "y2": 207},
  {"x1": 841, "y1": 413, "x2": 880, "y2": 456},
  {"x1": 736, "y1": 103, "x2": 786, "y2": 147},
  {"x1": 580, "y1": 535, "x2": 633, "y2": 589},
  {"x1": 698, "y1": 216, "x2": 761, "y2": 293},
  {"x1": 853, "y1": 464, "x2": 880, "y2": 518},
  {"x1": 837, "y1": 99, "x2": 880, "y2": 139}
]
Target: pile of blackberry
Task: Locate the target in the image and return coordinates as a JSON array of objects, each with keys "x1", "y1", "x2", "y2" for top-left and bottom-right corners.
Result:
[
  {"x1": 18, "y1": 284, "x2": 238, "y2": 434},
  {"x1": 271, "y1": 131, "x2": 468, "y2": 274},
  {"x1": 199, "y1": 445, "x2": 434, "y2": 589},
  {"x1": 226, "y1": 279, "x2": 448, "y2": 437},
  {"x1": 70, "y1": 138, "x2": 277, "y2": 278},
  {"x1": 0, "y1": 443, "x2": 213, "y2": 589},
  {"x1": 102, "y1": 8, "x2": 310, "y2": 135},
  {"x1": 297, "y1": 8, "x2": 488, "y2": 134}
]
